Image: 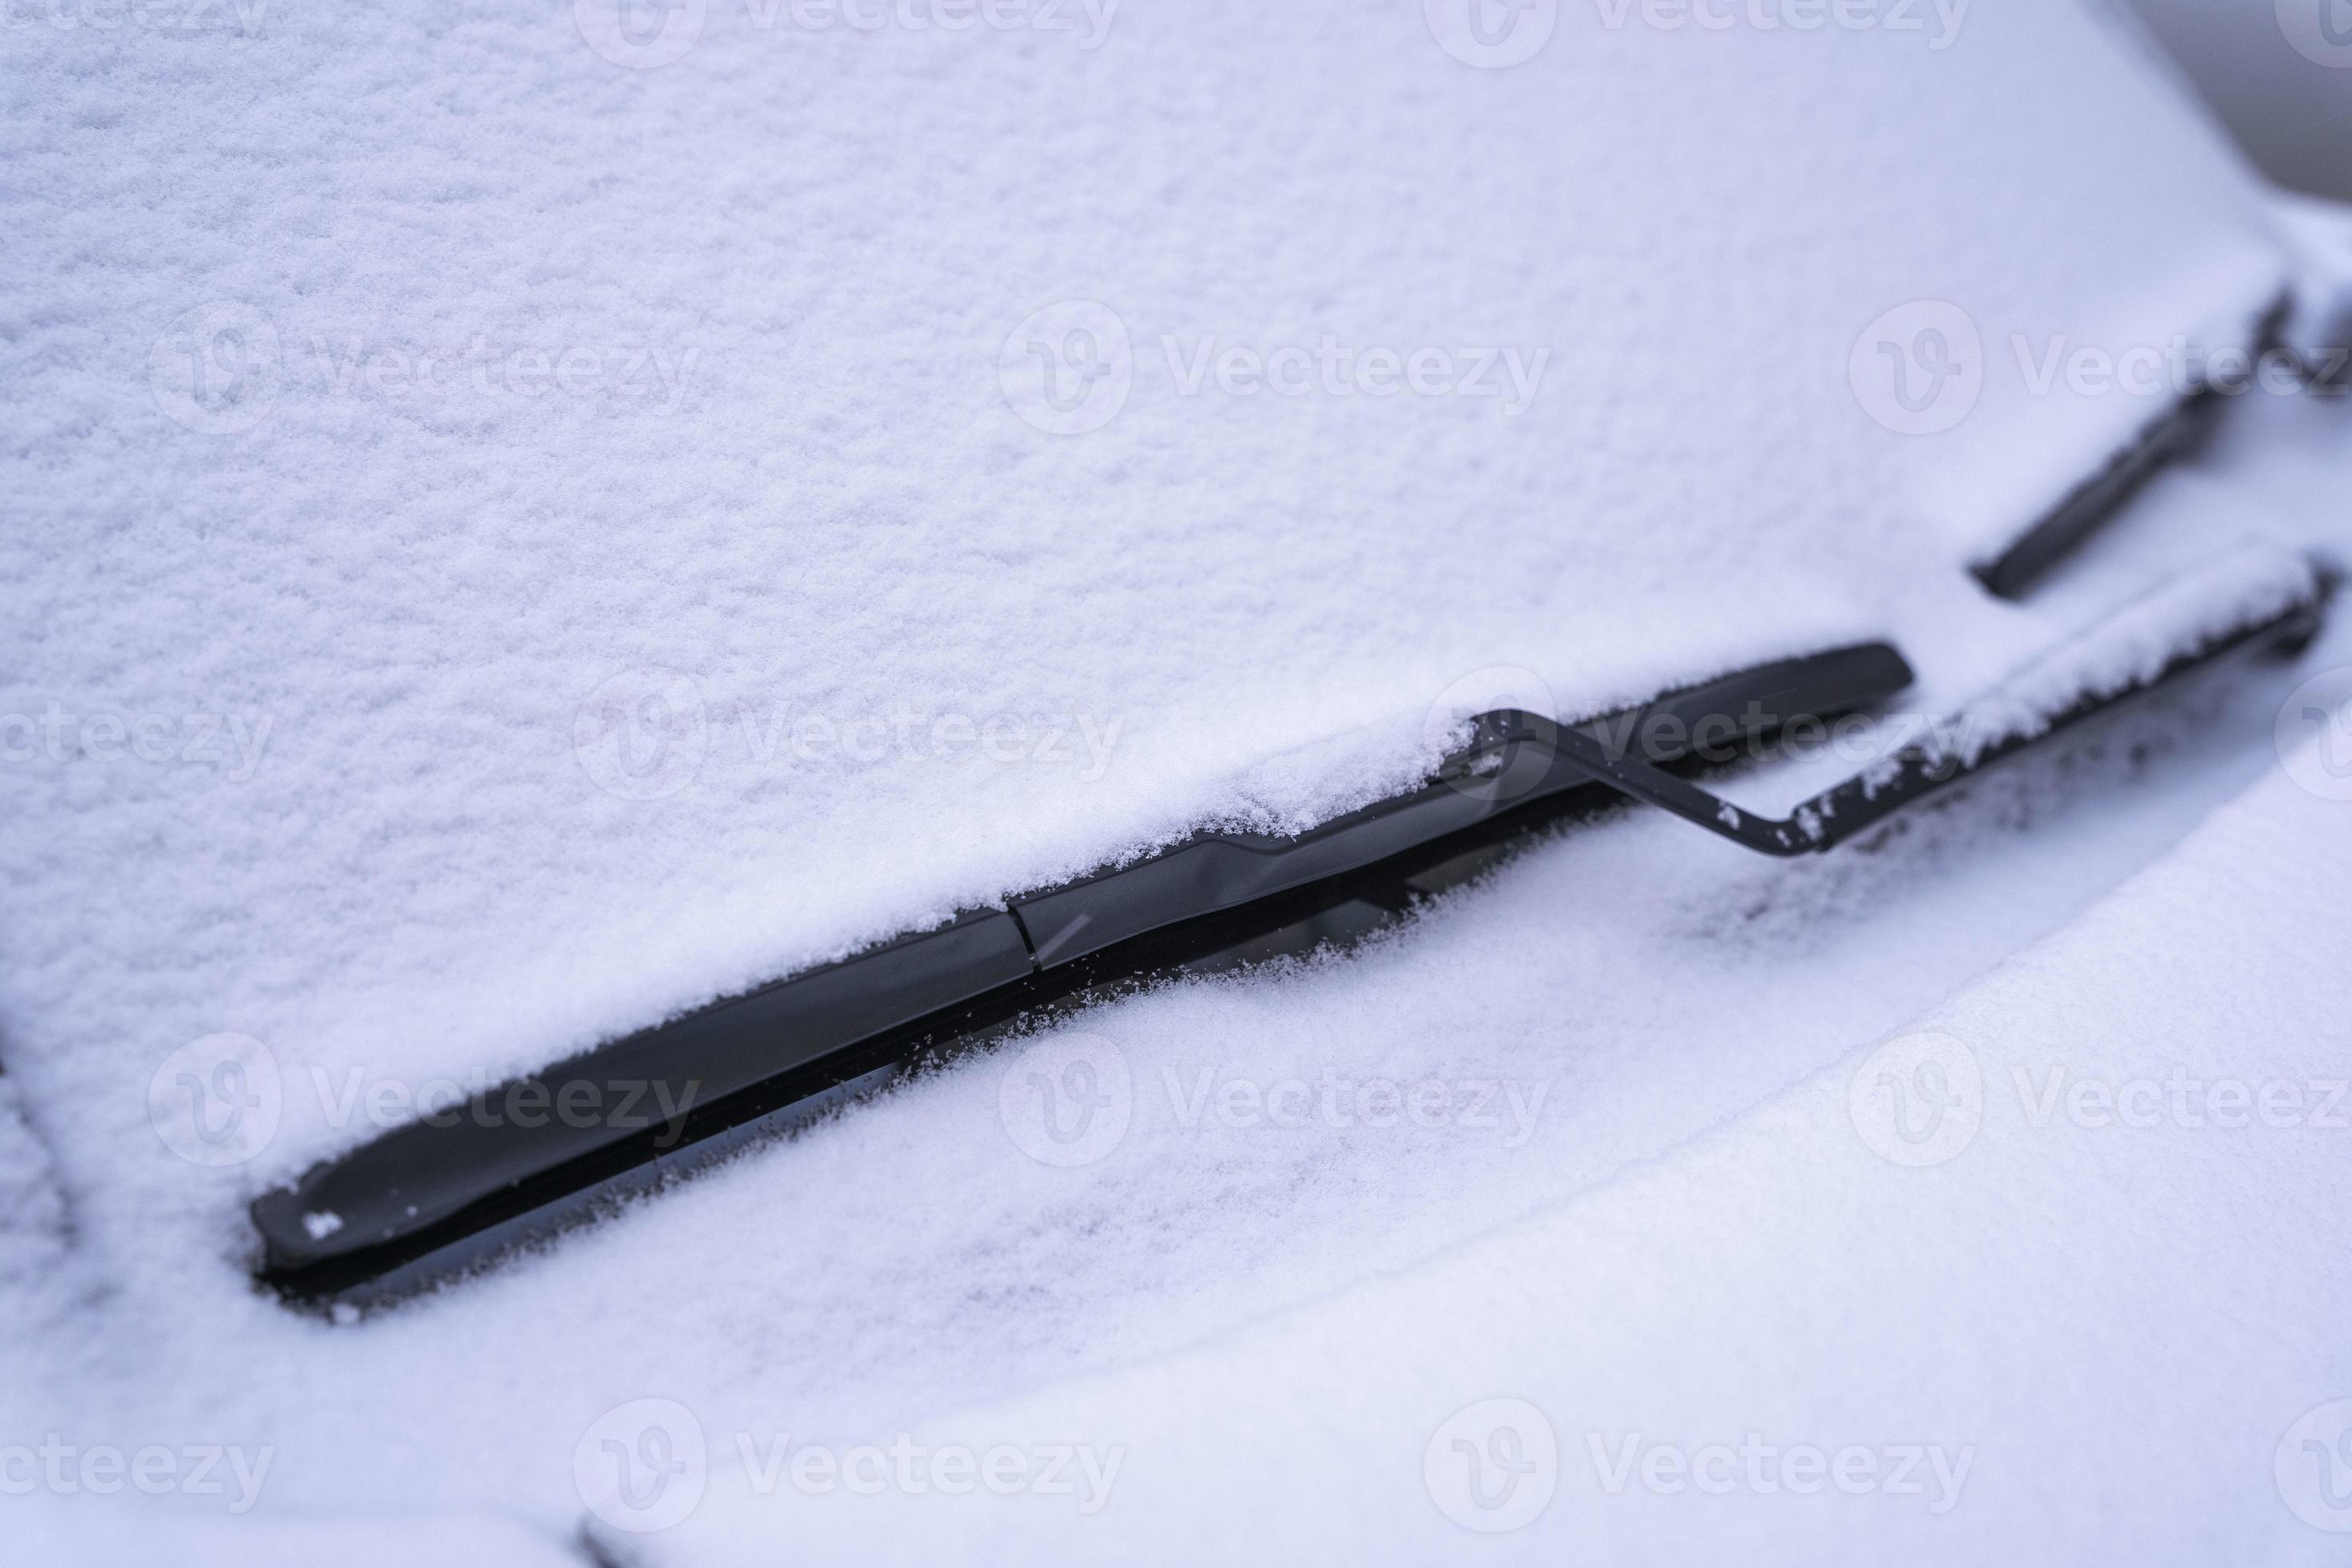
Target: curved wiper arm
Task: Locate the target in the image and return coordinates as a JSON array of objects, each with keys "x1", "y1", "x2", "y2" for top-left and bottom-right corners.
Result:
[{"x1": 1553, "y1": 590, "x2": 2323, "y2": 856}]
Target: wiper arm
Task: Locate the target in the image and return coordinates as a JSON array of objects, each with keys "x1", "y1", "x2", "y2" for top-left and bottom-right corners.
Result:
[{"x1": 1557, "y1": 584, "x2": 2322, "y2": 857}]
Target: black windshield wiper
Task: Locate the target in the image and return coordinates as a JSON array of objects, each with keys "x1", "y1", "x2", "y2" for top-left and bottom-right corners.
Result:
[
  {"x1": 251, "y1": 579, "x2": 2324, "y2": 1308},
  {"x1": 251, "y1": 642, "x2": 1912, "y2": 1303}
]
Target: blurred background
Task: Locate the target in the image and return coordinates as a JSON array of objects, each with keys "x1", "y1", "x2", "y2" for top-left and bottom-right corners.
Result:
[{"x1": 2124, "y1": 0, "x2": 2352, "y2": 199}]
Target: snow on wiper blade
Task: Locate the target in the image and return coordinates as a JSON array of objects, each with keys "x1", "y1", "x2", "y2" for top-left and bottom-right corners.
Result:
[
  {"x1": 250, "y1": 642, "x2": 1914, "y2": 1306},
  {"x1": 1562, "y1": 555, "x2": 2326, "y2": 856},
  {"x1": 251, "y1": 564, "x2": 2325, "y2": 1308}
]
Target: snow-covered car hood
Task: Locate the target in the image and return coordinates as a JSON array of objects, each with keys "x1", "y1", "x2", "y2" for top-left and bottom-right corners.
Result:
[{"x1": 4, "y1": 0, "x2": 2351, "y2": 1562}]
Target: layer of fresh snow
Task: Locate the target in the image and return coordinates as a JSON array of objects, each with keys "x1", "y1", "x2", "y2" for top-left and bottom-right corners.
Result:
[
  {"x1": 628, "y1": 742, "x2": 2352, "y2": 1567},
  {"x1": 2, "y1": 1, "x2": 2350, "y2": 1562},
  {"x1": 0, "y1": 0, "x2": 2294, "y2": 1253},
  {"x1": 1930, "y1": 538, "x2": 2314, "y2": 767},
  {"x1": 1, "y1": 389, "x2": 2344, "y2": 1562}
]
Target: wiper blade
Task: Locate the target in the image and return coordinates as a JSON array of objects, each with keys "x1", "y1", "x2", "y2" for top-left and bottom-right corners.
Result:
[
  {"x1": 1970, "y1": 294, "x2": 2290, "y2": 600},
  {"x1": 250, "y1": 642, "x2": 1912, "y2": 1305}
]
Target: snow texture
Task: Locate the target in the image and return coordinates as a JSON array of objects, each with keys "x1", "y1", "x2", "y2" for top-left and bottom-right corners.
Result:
[
  {"x1": 1936, "y1": 538, "x2": 2317, "y2": 766},
  {"x1": 629, "y1": 749, "x2": 2352, "y2": 1568},
  {"x1": 0, "y1": 0, "x2": 2294, "y2": 1247},
  {"x1": 2, "y1": 0, "x2": 2350, "y2": 1562}
]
